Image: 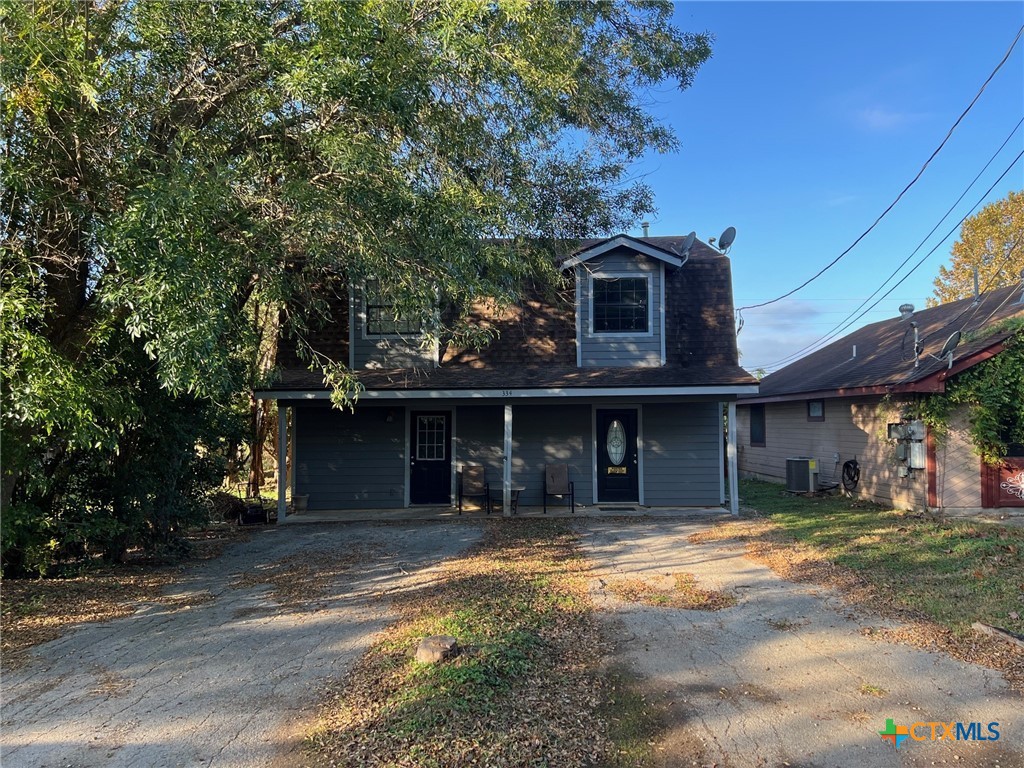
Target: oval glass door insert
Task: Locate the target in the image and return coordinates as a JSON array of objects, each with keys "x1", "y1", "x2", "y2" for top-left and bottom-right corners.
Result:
[{"x1": 606, "y1": 419, "x2": 626, "y2": 465}]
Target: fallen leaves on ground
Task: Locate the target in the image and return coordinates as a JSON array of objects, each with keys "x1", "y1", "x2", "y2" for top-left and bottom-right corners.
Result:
[
  {"x1": 690, "y1": 514, "x2": 1024, "y2": 692},
  {"x1": 606, "y1": 573, "x2": 736, "y2": 611},
  {"x1": 229, "y1": 546, "x2": 377, "y2": 611},
  {"x1": 1, "y1": 524, "x2": 249, "y2": 667},
  {"x1": 303, "y1": 519, "x2": 619, "y2": 768}
]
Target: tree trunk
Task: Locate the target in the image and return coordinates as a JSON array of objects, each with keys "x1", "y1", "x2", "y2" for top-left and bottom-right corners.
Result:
[{"x1": 247, "y1": 394, "x2": 267, "y2": 497}]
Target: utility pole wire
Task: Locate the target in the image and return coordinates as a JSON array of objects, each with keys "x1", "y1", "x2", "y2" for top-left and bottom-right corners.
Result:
[
  {"x1": 751, "y1": 148, "x2": 1024, "y2": 372},
  {"x1": 738, "y1": 23, "x2": 1024, "y2": 313},
  {"x1": 750, "y1": 119, "x2": 1024, "y2": 371}
]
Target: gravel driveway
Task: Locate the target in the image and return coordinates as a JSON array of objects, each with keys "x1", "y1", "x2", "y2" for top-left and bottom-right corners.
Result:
[
  {"x1": 581, "y1": 519, "x2": 1023, "y2": 768},
  {"x1": 5, "y1": 517, "x2": 1021, "y2": 768},
  {"x1": 1, "y1": 522, "x2": 482, "y2": 768}
]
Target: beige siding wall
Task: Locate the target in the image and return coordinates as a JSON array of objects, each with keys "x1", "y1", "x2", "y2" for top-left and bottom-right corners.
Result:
[
  {"x1": 736, "y1": 397, "x2": 928, "y2": 510},
  {"x1": 933, "y1": 406, "x2": 982, "y2": 509}
]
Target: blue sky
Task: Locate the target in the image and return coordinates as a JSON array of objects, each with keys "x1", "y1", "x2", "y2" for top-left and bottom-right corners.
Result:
[{"x1": 633, "y1": 1, "x2": 1024, "y2": 372}]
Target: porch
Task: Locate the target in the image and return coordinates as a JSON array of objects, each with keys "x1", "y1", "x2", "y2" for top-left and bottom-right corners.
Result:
[
  {"x1": 278, "y1": 504, "x2": 735, "y2": 525},
  {"x1": 271, "y1": 397, "x2": 743, "y2": 521}
]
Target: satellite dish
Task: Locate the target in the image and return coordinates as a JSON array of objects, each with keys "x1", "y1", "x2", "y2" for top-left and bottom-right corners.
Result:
[
  {"x1": 939, "y1": 331, "x2": 961, "y2": 358},
  {"x1": 718, "y1": 226, "x2": 736, "y2": 251},
  {"x1": 681, "y1": 231, "x2": 696, "y2": 255}
]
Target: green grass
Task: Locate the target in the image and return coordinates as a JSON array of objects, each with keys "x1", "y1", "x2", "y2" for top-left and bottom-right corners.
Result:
[
  {"x1": 739, "y1": 479, "x2": 1024, "y2": 636},
  {"x1": 596, "y1": 667, "x2": 665, "y2": 768},
  {"x1": 305, "y1": 520, "x2": 615, "y2": 766}
]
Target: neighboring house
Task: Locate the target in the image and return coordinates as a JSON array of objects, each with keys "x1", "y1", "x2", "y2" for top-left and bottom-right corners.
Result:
[
  {"x1": 257, "y1": 234, "x2": 758, "y2": 518},
  {"x1": 736, "y1": 283, "x2": 1024, "y2": 513}
]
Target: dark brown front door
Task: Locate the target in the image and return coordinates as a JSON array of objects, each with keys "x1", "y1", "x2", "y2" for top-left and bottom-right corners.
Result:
[
  {"x1": 410, "y1": 412, "x2": 451, "y2": 504},
  {"x1": 596, "y1": 409, "x2": 639, "y2": 503}
]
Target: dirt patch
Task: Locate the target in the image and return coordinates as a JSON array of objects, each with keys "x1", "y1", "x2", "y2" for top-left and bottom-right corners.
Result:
[
  {"x1": 606, "y1": 572, "x2": 736, "y2": 611},
  {"x1": 716, "y1": 682, "x2": 781, "y2": 705},
  {"x1": 229, "y1": 546, "x2": 380, "y2": 611}
]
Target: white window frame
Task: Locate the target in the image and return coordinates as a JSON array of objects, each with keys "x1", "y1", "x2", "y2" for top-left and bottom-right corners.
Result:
[{"x1": 587, "y1": 272, "x2": 654, "y2": 338}]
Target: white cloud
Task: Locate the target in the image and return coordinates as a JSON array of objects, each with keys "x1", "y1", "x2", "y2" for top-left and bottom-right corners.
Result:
[
  {"x1": 737, "y1": 300, "x2": 828, "y2": 371},
  {"x1": 854, "y1": 104, "x2": 930, "y2": 133}
]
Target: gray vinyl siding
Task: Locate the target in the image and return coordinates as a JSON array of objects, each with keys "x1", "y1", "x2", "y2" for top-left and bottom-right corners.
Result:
[
  {"x1": 735, "y1": 397, "x2": 928, "y2": 511},
  {"x1": 455, "y1": 405, "x2": 504, "y2": 491},
  {"x1": 510, "y1": 405, "x2": 593, "y2": 506},
  {"x1": 578, "y1": 251, "x2": 662, "y2": 367},
  {"x1": 294, "y1": 405, "x2": 406, "y2": 509},
  {"x1": 642, "y1": 403, "x2": 721, "y2": 506},
  {"x1": 351, "y1": 287, "x2": 435, "y2": 369}
]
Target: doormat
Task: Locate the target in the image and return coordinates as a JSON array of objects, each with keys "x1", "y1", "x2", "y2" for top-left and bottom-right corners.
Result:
[{"x1": 598, "y1": 506, "x2": 637, "y2": 512}]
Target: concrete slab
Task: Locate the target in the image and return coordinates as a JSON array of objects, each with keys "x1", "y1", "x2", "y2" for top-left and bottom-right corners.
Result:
[
  {"x1": 580, "y1": 519, "x2": 1023, "y2": 768},
  {"x1": 0, "y1": 522, "x2": 483, "y2": 768},
  {"x1": 280, "y1": 505, "x2": 733, "y2": 524}
]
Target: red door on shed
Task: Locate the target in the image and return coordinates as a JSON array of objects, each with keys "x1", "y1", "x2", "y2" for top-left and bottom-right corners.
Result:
[{"x1": 981, "y1": 455, "x2": 1024, "y2": 508}]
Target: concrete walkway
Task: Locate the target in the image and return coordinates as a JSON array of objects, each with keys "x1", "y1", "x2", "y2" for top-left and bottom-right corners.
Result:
[
  {"x1": 0, "y1": 522, "x2": 483, "y2": 768},
  {"x1": 4, "y1": 517, "x2": 1021, "y2": 768},
  {"x1": 581, "y1": 520, "x2": 1023, "y2": 768},
  {"x1": 280, "y1": 504, "x2": 732, "y2": 524}
]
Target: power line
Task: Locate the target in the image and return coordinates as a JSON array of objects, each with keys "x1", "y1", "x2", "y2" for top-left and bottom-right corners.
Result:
[
  {"x1": 751, "y1": 148, "x2": 1024, "y2": 371},
  {"x1": 738, "y1": 23, "x2": 1024, "y2": 313},
  {"x1": 752, "y1": 117, "x2": 1023, "y2": 370}
]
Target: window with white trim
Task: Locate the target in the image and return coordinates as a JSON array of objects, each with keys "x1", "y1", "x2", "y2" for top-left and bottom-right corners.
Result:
[{"x1": 591, "y1": 276, "x2": 649, "y2": 334}]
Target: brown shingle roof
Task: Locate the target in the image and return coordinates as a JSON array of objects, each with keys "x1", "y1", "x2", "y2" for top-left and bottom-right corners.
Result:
[
  {"x1": 267, "y1": 235, "x2": 757, "y2": 392},
  {"x1": 748, "y1": 284, "x2": 1024, "y2": 399}
]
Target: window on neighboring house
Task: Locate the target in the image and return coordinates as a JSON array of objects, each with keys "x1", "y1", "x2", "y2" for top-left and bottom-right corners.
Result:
[
  {"x1": 750, "y1": 404, "x2": 766, "y2": 447},
  {"x1": 364, "y1": 281, "x2": 422, "y2": 337},
  {"x1": 591, "y1": 276, "x2": 650, "y2": 333},
  {"x1": 807, "y1": 400, "x2": 825, "y2": 422}
]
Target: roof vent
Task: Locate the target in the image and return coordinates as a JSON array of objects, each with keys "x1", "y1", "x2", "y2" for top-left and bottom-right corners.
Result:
[
  {"x1": 641, "y1": 221, "x2": 650, "y2": 237},
  {"x1": 898, "y1": 303, "x2": 915, "y2": 321}
]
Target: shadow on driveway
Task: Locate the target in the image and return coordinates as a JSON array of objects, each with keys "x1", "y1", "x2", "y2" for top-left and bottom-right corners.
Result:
[
  {"x1": 580, "y1": 519, "x2": 1023, "y2": 768},
  {"x1": 0, "y1": 521, "x2": 483, "y2": 768}
]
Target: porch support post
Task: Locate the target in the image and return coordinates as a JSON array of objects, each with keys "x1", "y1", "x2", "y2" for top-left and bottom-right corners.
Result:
[
  {"x1": 277, "y1": 404, "x2": 288, "y2": 522},
  {"x1": 718, "y1": 402, "x2": 726, "y2": 505},
  {"x1": 727, "y1": 401, "x2": 739, "y2": 515},
  {"x1": 503, "y1": 404, "x2": 513, "y2": 517}
]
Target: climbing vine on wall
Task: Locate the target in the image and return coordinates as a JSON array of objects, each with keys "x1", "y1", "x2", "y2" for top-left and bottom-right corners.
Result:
[{"x1": 918, "y1": 327, "x2": 1024, "y2": 465}]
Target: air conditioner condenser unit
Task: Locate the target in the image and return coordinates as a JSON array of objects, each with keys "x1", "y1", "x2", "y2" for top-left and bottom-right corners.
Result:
[{"x1": 786, "y1": 457, "x2": 819, "y2": 493}]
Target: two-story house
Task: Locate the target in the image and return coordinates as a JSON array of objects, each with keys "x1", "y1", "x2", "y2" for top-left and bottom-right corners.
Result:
[{"x1": 257, "y1": 234, "x2": 758, "y2": 518}]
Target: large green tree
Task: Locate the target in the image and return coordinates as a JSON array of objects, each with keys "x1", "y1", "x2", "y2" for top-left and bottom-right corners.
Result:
[
  {"x1": 931, "y1": 190, "x2": 1024, "y2": 305},
  {"x1": 1, "y1": 0, "x2": 711, "y2": 570}
]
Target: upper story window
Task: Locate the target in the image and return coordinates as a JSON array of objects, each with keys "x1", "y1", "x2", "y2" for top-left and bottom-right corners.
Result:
[
  {"x1": 591, "y1": 275, "x2": 650, "y2": 334},
  {"x1": 364, "y1": 281, "x2": 422, "y2": 337}
]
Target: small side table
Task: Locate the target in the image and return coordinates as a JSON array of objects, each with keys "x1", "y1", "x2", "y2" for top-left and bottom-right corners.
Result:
[{"x1": 491, "y1": 487, "x2": 526, "y2": 515}]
